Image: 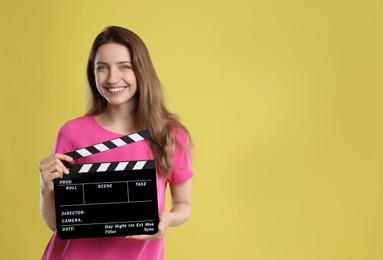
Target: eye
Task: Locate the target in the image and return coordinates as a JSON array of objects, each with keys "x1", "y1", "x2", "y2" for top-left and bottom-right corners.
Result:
[
  {"x1": 95, "y1": 65, "x2": 108, "y2": 72},
  {"x1": 120, "y1": 64, "x2": 132, "y2": 70}
]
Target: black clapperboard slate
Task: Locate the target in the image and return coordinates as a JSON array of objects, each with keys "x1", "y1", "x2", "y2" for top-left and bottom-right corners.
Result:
[{"x1": 53, "y1": 129, "x2": 159, "y2": 239}]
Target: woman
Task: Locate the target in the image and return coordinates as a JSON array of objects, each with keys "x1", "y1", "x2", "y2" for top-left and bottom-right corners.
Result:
[{"x1": 39, "y1": 26, "x2": 193, "y2": 259}]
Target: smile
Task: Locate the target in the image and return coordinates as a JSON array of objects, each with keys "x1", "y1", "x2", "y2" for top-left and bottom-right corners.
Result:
[{"x1": 107, "y1": 87, "x2": 127, "y2": 93}]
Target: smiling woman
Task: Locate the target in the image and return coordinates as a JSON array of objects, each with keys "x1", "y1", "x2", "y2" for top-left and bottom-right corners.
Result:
[
  {"x1": 38, "y1": 26, "x2": 194, "y2": 260},
  {"x1": 94, "y1": 43, "x2": 137, "y2": 109}
]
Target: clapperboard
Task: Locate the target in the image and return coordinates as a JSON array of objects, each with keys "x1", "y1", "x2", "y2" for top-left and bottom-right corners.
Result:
[{"x1": 53, "y1": 129, "x2": 159, "y2": 239}]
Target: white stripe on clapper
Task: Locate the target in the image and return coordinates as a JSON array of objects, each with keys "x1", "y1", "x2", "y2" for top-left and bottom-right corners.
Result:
[
  {"x1": 97, "y1": 163, "x2": 111, "y2": 172},
  {"x1": 79, "y1": 164, "x2": 93, "y2": 173},
  {"x1": 129, "y1": 133, "x2": 144, "y2": 142},
  {"x1": 133, "y1": 161, "x2": 146, "y2": 170},
  {"x1": 94, "y1": 143, "x2": 109, "y2": 152},
  {"x1": 111, "y1": 138, "x2": 126, "y2": 147},
  {"x1": 76, "y1": 148, "x2": 93, "y2": 157},
  {"x1": 115, "y1": 162, "x2": 129, "y2": 171}
]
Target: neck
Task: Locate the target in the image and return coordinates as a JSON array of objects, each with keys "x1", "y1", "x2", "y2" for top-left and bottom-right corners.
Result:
[{"x1": 96, "y1": 104, "x2": 136, "y2": 135}]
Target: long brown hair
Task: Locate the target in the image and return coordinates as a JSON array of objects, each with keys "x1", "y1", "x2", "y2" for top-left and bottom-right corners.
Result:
[{"x1": 86, "y1": 25, "x2": 190, "y2": 178}]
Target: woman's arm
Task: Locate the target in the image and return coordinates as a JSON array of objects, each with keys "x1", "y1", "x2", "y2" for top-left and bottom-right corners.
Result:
[
  {"x1": 39, "y1": 153, "x2": 73, "y2": 231},
  {"x1": 40, "y1": 187, "x2": 57, "y2": 231},
  {"x1": 167, "y1": 179, "x2": 192, "y2": 227},
  {"x1": 128, "y1": 179, "x2": 192, "y2": 240}
]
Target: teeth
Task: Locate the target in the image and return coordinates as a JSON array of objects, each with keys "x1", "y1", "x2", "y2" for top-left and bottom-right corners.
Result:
[{"x1": 108, "y1": 87, "x2": 125, "y2": 93}]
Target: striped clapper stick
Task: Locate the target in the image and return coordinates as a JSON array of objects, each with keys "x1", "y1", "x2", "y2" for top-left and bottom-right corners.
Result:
[{"x1": 53, "y1": 130, "x2": 159, "y2": 239}]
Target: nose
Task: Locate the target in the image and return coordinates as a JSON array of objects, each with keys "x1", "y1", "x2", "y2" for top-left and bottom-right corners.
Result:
[{"x1": 107, "y1": 67, "x2": 119, "y2": 84}]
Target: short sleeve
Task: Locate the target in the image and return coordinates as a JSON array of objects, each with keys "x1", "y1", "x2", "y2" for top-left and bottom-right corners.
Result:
[
  {"x1": 168, "y1": 128, "x2": 194, "y2": 185},
  {"x1": 52, "y1": 122, "x2": 75, "y2": 155}
]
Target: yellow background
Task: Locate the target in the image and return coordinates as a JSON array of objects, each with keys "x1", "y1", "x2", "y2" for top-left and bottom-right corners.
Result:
[{"x1": 1, "y1": 0, "x2": 382, "y2": 259}]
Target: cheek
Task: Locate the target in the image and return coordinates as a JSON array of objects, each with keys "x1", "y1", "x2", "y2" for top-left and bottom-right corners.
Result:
[
  {"x1": 128, "y1": 73, "x2": 137, "y2": 85},
  {"x1": 94, "y1": 74, "x2": 104, "y2": 88}
]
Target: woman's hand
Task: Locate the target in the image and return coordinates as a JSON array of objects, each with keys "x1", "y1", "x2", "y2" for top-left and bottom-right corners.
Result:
[
  {"x1": 39, "y1": 153, "x2": 73, "y2": 194},
  {"x1": 126, "y1": 212, "x2": 173, "y2": 240},
  {"x1": 126, "y1": 179, "x2": 192, "y2": 240},
  {"x1": 39, "y1": 153, "x2": 73, "y2": 231}
]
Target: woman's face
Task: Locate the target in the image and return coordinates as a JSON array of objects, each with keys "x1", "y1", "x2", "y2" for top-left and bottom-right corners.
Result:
[{"x1": 94, "y1": 42, "x2": 137, "y2": 109}]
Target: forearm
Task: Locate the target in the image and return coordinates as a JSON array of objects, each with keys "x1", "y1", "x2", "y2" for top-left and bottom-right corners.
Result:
[
  {"x1": 40, "y1": 189, "x2": 57, "y2": 231},
  {"x1": 39, "y1": 153, "x2": 72, "y2": 231},
  {"x1": 169, "y1": 202, "x2": 192, "y2": 227},
  {"x1": 168, "y1": 180, "x2": 192, "y2": 228}
]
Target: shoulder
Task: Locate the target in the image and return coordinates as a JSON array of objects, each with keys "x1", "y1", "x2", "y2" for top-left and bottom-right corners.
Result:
[
  {"x1": 173, "y1": 126, "x2": 192, "y2": 149},
  {"x1": 53, "y1": 115, "x2": 95, "y2": 154},
  {"x1": 59, "y1": 115, "x2": 94, "y2": 132},
  {"x1": 169, "y1": 126, "x2": 194, "y2": 184},
  {"x1": 57, "y1": 115, "x2": 96, "y2": 138}
]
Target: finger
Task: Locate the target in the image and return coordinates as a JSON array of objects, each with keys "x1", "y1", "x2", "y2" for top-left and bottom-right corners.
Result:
[
  {"x1": 41, "y1": 163, "x2": 67, "y2": 183},
  {"x1": 40, "y1": 153, "x2": 72, "y2": 166},
  {"x1": 158, "y1": 222, "x2": 165, "y2": 231},
  {"x1": 128, "y1": 234, "x2": 149, "y2": 240},
  {"x1": 58, "y1": 159, "x2": 70, "y2": 175},
  {"x1": 46, "y1": 156, "x2": 72, "y2": 175},
  {"x1": 43, "y1": 171, "x2": 62, "y2": 183},
  {"x1": 129, "y1": 233, "x2": 162, "y2": 240},
  {"x1": 158, "y1": 216, "x2": 169, "y2": 230},
  {"x1": 43, "y1": 163, "x2": 65, "y2": 178},
  {"x1": 40, "y1": 154, "x2": 73, "y2": 174},
  {"x1": 52, "y1": 153, "x2": 73, "y2": 163},
  {"x1": 157, "y1": 212, "x2": 171, "y2": 231},
  {"x1": 41, "y1": 171, "x2": 62, "y2": 193},
  {"x1": 53, "y1": 154, "x2": 73, "y2": 174}
]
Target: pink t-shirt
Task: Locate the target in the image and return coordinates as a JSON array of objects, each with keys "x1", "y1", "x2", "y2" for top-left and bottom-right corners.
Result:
[{"x1": 42, "y1": 115, "x2": 193, "y2": 260}]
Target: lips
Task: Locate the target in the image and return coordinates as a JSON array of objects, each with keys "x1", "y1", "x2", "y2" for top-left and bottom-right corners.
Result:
[{"x1": 107, "y1": 87, "x2": 127, "y2": 94}]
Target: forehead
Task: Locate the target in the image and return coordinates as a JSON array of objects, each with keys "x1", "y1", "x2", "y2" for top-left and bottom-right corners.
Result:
[{"x1": 95, "y1": 42, "x2": 131, "y2": 61}]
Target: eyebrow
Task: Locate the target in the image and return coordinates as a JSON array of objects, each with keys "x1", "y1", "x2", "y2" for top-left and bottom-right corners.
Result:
[{"x1": 95, "y1": 61, "x2": 132, "y2": 64}]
